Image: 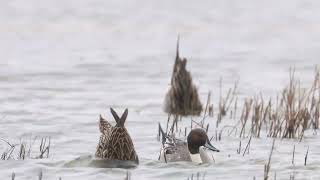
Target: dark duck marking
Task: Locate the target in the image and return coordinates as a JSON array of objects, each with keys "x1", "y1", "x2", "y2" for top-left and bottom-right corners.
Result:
[{"x1": 187, "y1": 128, "x2": 219, "y2": 154}]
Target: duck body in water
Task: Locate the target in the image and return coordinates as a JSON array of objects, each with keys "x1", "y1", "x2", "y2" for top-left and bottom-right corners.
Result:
[
  {"x1": 95, "y1": 108, "x2": 139, "y2": 165},
  {"x1": 159, "y1": 127, "x2": 219, "y2": 164}
]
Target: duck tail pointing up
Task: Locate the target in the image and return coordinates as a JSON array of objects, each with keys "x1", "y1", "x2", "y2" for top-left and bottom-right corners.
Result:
[{"x1": 176, "y1": 34, "x2": 180, "y2": 61}]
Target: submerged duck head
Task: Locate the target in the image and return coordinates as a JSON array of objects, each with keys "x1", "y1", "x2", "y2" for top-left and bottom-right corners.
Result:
[{"x1": 187, "y1": 128, "x2": 219, "y2": 154}]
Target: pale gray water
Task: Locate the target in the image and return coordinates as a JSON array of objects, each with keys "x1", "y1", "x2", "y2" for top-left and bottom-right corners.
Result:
[{"x1": 0, "y1": 0, "x2": 320, "y2": 179}]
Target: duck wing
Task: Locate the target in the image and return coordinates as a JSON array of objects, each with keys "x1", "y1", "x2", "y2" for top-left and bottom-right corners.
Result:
[{"x1": 160, "y1": 138, "x2": 191, "y2": 162}]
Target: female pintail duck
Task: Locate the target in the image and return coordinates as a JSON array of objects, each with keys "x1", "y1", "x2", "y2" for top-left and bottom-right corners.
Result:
[
  {"x1": 164, "y1": 37, "x2": 203, "y2": 116},
  {"x1": 159, "y1": 126, "x2": 219, "y2": 164},
  {"x1": 95, "y1": 108, "x2": 139, "y2": 164}
]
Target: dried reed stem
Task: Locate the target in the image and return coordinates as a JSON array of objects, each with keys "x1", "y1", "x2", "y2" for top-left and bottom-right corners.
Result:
[
  {"x1": 304, "y1": 146, "x2": 309, "y2": 166},
  {"x1": 264, "y1": 139, "x2": 275, "y2": 180}
]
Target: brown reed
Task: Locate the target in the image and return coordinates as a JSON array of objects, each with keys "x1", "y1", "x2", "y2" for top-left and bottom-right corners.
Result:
[
  {"x1": 217, "y1": 79, "x2": 238, "y2": 127},
  {"x1": 238, "y1": 67, "x2": 320, "y2": 139}
]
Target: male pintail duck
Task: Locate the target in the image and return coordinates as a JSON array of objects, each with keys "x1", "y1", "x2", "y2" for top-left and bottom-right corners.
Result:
[
  {"x1": 95, "y1": 108, "x2": 139, "y2": 164},
  {"x1": 159, "y1": 126, "x2": 219, "y2": 164}
]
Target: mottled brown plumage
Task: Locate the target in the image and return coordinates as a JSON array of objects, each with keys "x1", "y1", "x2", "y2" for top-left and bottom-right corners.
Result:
[
  {"x1": 99, "y1": 114, "x2": 112, "y2": 135},
  {"x1": 164, "y1": 37, "x2": 203, "y2": 116},
  {"x1": 95, "y1": 108, "x2": 139, "y2": 164},
  {"x1": 95, "y1": 115, "x2": 112, "y2": 157},
  {"x1": 103, "y1": 127, "x2": 139, "y2": 162}
]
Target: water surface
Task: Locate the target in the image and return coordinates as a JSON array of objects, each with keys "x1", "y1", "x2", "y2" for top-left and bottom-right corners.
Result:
[{"x1": 0, "y1": 0, "x2": 319, "y2": 179}]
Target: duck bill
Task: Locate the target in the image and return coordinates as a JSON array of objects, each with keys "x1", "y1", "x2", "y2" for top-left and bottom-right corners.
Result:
[{"x1": 205, "y1": 140, "x2": 220, "y2": 152}]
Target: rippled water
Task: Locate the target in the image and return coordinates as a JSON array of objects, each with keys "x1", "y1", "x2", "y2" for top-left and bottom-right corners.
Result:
[{"x1": 0, "y1": 0, "x2": 320, "y2": 179}]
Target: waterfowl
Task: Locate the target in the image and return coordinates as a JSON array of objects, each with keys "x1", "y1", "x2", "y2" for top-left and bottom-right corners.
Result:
[
  {"x1": 164, "y1": 36, "x2": 203, "y2": 116},
  {"x1": 95, "y1": 108, "x2": 139, "y2": 164},
  {"x1": 159, "y1": 126, "x2": 219, "y2": 164},
  {"x1": 95, "y1": 114, "x2": 112, "y2": 158}
]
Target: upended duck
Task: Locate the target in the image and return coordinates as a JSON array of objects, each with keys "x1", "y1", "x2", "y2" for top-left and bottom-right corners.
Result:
[
  {"x1": 158, "y1": 125, "x2": 219, "y2": 164},
  {"x1": 95, "y1": 108, "x2": 139, "y2": 164},
  {"x1": 164, "y1": 37, "x2": 203, "y2": 116}
]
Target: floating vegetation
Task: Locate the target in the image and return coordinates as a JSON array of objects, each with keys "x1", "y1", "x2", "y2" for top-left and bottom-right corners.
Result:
[{"x1": 164, "y1": 37, "x2": 203, "y2": 116}]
